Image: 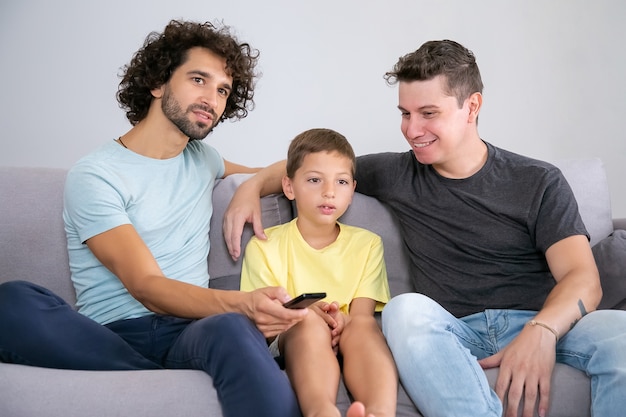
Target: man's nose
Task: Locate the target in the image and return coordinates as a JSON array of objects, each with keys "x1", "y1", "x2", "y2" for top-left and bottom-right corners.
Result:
[
  {"x1": 201, "y1": 89, "x2": 218, "y2": 109},
  {"x1": 404, "y1": 116, "x2": 425, "y2": 139}
]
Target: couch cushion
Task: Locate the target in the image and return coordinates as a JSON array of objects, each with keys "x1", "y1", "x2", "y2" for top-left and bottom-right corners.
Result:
[
  {"x1": 339, "y1": 193, "x2": 413, "y2": 297},
  {"x1": 208, "y1": 173, "x2": 293, "y2": 290},
  {"x1": 593, "y1": 230, "x2": 626, "y2": 310},
  {"x1": 0, "y1": 167, "x2": 75, "y2": 304},
  {"x1": 0, "y1": 363, "x2": 218, "y2": 417},
  {"x1": 553, "y1": 158, "x2": 613, "y2": 247}
]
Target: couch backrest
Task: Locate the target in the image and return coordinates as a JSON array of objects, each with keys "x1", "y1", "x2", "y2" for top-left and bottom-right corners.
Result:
[
  {"x1": 0, "y1": 167, "x2": 74, "y2": 303},
  {"x1": 0, "y1": 158, "x2": 615, "y2": 306},
  {"x1": 552, "y1": 158, "x2": 613, "y2": 247},
  {"x1": 207, "y1": 174, "x2": 414, "y2": 297}
]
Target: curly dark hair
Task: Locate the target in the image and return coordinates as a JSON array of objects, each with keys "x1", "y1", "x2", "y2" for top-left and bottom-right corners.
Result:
[
  {"x1": 116, "y1": 19, "x2": 260, "y2": 126},
  {"x1": 384, "y1": 40, "x2": 483, "y2": 108}
]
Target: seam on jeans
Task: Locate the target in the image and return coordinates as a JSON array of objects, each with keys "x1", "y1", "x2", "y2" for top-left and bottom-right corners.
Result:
[
  {"x1": 446, "y1": 324, "x2": 491, "y2": 355},
  {"x1": 556, "y1": 349, "x2": 592, "y2": 370},
  {"x1": 453, "y1": 334, "x2": 502, "y2": 415}
]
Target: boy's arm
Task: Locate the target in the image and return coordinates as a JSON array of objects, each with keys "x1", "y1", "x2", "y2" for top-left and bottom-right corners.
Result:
[
  {"x1": 223, "y1": 160, "x2": 287, "y2": 261},
  {"x1": 348, "y1": 297, "x2": 377, "y2": 317}
]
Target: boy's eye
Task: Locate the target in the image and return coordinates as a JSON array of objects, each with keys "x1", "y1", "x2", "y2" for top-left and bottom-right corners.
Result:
[
  {"x1": 338, "y1": 179, "x2": 349, "y2": 185},
  {"x1": 307, "y1": 178, "x2": 321, "y2": 183}
]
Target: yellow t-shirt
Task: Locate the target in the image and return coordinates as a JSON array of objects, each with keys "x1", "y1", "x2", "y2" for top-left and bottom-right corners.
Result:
[{"x1": 240, "y1": 219, "x2": 390, "y2": 314}]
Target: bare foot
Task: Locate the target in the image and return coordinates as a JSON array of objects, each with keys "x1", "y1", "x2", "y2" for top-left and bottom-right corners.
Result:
[{"x1": 346, "y1": 402, "x2": 367, "y2": 417}]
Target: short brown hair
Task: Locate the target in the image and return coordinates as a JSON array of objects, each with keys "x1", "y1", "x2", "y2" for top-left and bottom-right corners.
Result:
[
  {"x1": 384, "y1": 39, "x2": 483, "y2": 108},
  {"x1": 286, "y1": 128, "x2": 356, "y2": 178}
]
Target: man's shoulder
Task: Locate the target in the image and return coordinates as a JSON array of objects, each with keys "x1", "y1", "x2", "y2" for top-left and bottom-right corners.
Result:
[
  {"x1": 357, "y1": 150, "x2": 413, "y2": 166},
  {"x1": 490, "y1": 143, "x2": 560, "y2": 177}
]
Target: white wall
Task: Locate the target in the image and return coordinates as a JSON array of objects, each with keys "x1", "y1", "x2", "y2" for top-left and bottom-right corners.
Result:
[{"x1": 2, "y1": 0, "x2": 625, "y2": 217}]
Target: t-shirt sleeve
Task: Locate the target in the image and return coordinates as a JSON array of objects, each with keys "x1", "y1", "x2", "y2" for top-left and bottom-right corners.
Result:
[
  {"x1": 533, "y1": 167, "x2": 589, "y2": 253},
  {"x1": 353, "y1": 234, "x2": 390, "y2": 311},
  {"x1": 240, "y1": 237, "x2": 281, "y2": 292},
  {"x1": 63, "y1": 165, "x2": 131, "y2": 243}
]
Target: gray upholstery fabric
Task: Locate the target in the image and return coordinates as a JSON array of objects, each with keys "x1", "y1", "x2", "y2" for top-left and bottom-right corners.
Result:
[
  {"x1": 0, "y1": 364, "x2": 219, "y2": 417},
  {"x1": 0, "y1": 159, "x2": 622, "y2": 417},
  {"x1": 594, "y1": 230, "x2": 626, "y2": 309},
  {"x1": 0, "y1": 167, "x2": 74, "y2": 303},
  {"x1": 339, "y1": 193, "x2": 413, "y2": 297},
  {"x1": 552, "y1": 158, "x2": 614, "y2": 247},
  {"x1": 208, "y1": 173, "x2": 294, "y2": 289}
]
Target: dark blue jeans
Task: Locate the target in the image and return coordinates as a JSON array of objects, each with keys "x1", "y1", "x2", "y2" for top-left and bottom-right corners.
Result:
[{"x1": 0, "y1": 280, "x2": 301, "y2": 417}]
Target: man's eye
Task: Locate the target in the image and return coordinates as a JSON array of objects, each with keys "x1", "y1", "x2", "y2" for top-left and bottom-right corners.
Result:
[
  {"x1": 192, "y1": 77, "x2": 204, "y2": 85},
  {"x1": 218, "y1": 88, "x2": 229, "y2": 97}
]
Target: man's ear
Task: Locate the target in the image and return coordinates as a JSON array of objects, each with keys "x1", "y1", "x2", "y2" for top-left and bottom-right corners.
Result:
[
  {"x1": 467, "y1": 92, "x2": 482, "y2": 123},
  {"x1": 282, "y1": 176, "x2": 295, "y2": 200},
  {"x1": 151, "y1": 85, "x2": 164, "y2": 99}
]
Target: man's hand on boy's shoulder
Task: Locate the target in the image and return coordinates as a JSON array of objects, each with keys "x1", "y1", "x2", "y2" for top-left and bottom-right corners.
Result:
[
  {"x1": 223, "y1": 181, "x2": 267, "y2": 261},
  {"x1": 223, "y1": 160, "x2": 287, "y2": 261}
]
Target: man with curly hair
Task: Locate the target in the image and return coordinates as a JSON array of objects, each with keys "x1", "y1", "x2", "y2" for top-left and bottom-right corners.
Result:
[{"x1": 0, "y1": 19, "x2": 305, "y2": 417}]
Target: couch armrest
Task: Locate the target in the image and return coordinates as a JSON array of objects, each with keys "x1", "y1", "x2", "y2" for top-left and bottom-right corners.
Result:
[{"x1": 614, "y1": 218, "x2": 626, "y2": 231}]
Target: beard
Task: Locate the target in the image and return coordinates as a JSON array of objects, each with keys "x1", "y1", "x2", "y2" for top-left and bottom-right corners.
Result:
[{"x1": 161, "y1": 86, "x2": 219, "y2": 141}]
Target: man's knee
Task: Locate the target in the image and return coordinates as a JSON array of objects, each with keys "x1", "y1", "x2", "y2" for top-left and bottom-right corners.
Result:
[
  {"x1": 382, "y1": 293, "x2": 436, "y2": 324},
  {"x1": 0, "y1": 280, "x2": 32, "y2": 299}
]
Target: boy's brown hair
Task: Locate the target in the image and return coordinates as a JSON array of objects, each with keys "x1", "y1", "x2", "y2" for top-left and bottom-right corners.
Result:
[{"x1": 286, "y1": 128, "x2": 356, "y2": 178}]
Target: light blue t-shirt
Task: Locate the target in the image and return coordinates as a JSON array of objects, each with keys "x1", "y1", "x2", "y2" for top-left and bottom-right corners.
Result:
[{"x1": 63, "y1": 140, "x2": 225, "y2": 325}]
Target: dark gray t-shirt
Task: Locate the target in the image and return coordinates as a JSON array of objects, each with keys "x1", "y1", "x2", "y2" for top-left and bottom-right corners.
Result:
[{"x1": 355, "y1": 142, "x2": 588, "y2": 318}]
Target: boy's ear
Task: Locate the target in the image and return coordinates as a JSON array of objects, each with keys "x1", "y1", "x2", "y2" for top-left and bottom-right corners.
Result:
[{"x1": 282, "y1": 176, "x2": 295, "y2": 200}]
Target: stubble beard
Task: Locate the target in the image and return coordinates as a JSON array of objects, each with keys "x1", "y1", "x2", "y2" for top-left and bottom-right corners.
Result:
[{"x1": 161, "y1": 88, "x2": 219, "y2": 141}]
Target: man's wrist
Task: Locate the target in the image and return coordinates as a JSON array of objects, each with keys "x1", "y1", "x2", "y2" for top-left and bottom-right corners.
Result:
[{"x1": 527, "y1": 319, "x2": 559, "y2": 342}]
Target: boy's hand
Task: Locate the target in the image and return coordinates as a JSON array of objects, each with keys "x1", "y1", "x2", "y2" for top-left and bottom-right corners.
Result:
[{"x1": 313, "y1": 301, "x2": 345, "y2": 351}]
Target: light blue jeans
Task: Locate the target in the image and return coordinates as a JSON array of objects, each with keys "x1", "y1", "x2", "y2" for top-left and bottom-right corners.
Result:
[{"x1": 382, "y1": 293, "x2": 626, "y2": 417}]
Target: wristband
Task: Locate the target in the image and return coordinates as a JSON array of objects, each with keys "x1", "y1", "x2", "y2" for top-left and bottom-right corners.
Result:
[{"x1": 527, "y1": 320, "x2": 559, "y2": 342}]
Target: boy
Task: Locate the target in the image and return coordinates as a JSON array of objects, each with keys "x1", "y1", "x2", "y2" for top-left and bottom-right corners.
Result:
[{"x1": 240, "y1": 128, "x2": 397, "y2": 417}]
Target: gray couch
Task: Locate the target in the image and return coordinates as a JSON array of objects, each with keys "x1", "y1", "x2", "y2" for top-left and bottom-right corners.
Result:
[{"x1": 1, "y1": 158, "x2": 625, "y2": 417}]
